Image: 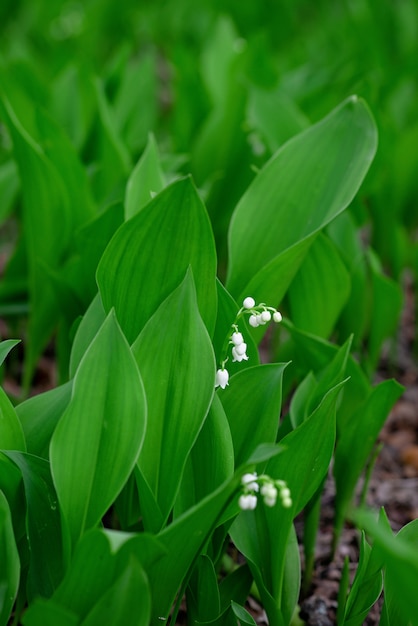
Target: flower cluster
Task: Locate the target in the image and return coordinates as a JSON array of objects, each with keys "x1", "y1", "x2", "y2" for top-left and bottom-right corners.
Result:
[
  {"x1": 238, "y1": 472, "x2": 292, "y2": 511},
  {"x1": 215, "y1": 296, "x2": 282, "y2": 390}
]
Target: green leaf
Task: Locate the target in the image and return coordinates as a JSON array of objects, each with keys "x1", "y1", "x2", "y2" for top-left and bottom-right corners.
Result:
[
  {"x1": 175, "y1": 394, "x2": 234, "y2": 516},
  {"x1": 17, "y1": 382, "x2": 72, "y2": 459},
  {"x1": 0, "y1": 97, "x2": 72, "y2": 385},
  {"x1": 81, "y1": 556, "x2": 151, "y2": 626},
  {"x1": 125, "y1": 133, "x2": 165, "y2": 220},
  {"x1": 97, "y1": 176, "x2": 217, "y2": 341},
  {"x1": 0, "y1": 339, "x2": 20, "y2": 367},
  {"x1": 0, "y1": 490, "x2": 20, "y2": 626},
  {"x1": 68, "y1": 293, "x2": 106, "y2": 378},
  {"x1": 230, "y1": 381, "x2": 344, "y2": 626},
  {"x1": 231, "y1": 601, "x2": 257, "y2": 626},
  {"x1": 4, "y1": 452, "x2": 64, "y2": 600},
  {"x1": 333, "y1": 379, "x2": 404, "y2": 544},
  {"x1": 227, "y1": 96, "x2": 378, "y2": 302},
  {"x1": 50, "y1": 310, "x2": 147, "y2": 554},
  {"x1": 0, "y1": 386, "x2": 26, "y2": 451},
  {"x1": 187, "y1": 555, "x2": 220, "y2": 623},
  {"x1": 219, "y1": 363, "x2": 288, "y2": 467},
  {"x1": 132, "y1": 269, "x2": 215, "y2": 527},
  {"x1": 354, "y1": 509, "x2": 418, "y2": 626},
  {"x1": 287, "y1": 233, "x2": 351, "y2": 338},
  {"x1": 289, "y1": 336, "x2": 352, "y2": 429},
  {"x1": 341, "y1": 530, "x2": 383, "y2": 626},
  {"x1": 90, "y1": 78, "x2": 131, "y2": 203},
  {"x1": 21, "y1": 600, "x2": 78, "y2": 626}
]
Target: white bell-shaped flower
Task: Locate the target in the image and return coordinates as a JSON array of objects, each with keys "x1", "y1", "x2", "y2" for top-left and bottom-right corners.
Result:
[
  {"x1": 242, "y1": 296, "x2": 256, "y2": 309},
  {"x1": 232, "y1": 343, "x2": 248, "y2": 362},
  {"x1": 238, "y1": 493, "x2": 258, "y2": 510},
  {"x1": 215, "y1": 368, "x2": 229, "y2": 389}
]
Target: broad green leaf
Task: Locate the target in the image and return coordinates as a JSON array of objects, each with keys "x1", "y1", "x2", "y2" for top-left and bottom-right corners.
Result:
[
  {"x1": 289, "y1": 336, "x2": 352, "y2": 429},
  {"x1": 125, "y1": 133, "x2": 165, "y2": 220},
  {"x1": 354, "y1": 509, "x2": 418, "y2": 626},
  {"x1": 50, "y1": 311, "x2": 147, "y2": 554},
  {"x1": 282, "y1": 320, "x2": 371, "y2": 425},
  {"x1": 341, "y1": 530, "x2": 383, "y2": 626},
  {"x1": 69, "y1": 293, "x2": 106, "y2": 378},
  {"x1": 33, "y1": 106, "x2": 96, "y2": 228},
  {"x1": 22, "y1": 600, "x2": 78, "y2": 626},
  {"x1": 132, "y1": 270, "x2": 215, "y2": 526},
  {"x1": 0, "y1": 159, "x2": 19, "y2": 223},
  {"x1": 175, "y1": 394, "x2": 234, "y2": 516},
  {"x1": 17, "y1": 381, "x2": 72, "y2": 459},
  {"x1": 97, "y1": 176, "x2": 217, "y2": 341},
  {"x1": 0, "y1": 490, "x2": 20, "y2": 626},
  {"x1": 219, "y1": 363, "x2": 288, "y2": 467},
  {"x1": 0, "y1": 339, "x2": 20, "y2": 367},
  {"x1": 4, "y1": 451, "x2": 63, "y2": 600},
  {"x1": 90, "y1": 78, "x2": 131, "y2": 204},
  {"x1": 0, "y1": 453, "x2": 25, "y2": 539},
  {"x1": 0, "y1": 97, "x2": 72, "y2": 385},
  {"x1": 231, "y1": 601, "x2": 257, "y2": 626},
  {"x1": 288, "y1": 233, "x2": 351, "y2": 338},
  {"x1": 72, "y1": 202, "x2": 124, "y2": 308},
  {"x1": 81, "y1": 556, "x2": 151, "y2": 626},
  {"x1": 187, "y1": 555, "x2": 220, "y2": 623},
  {"x1": 230, "y1": 381, "x2": 344, "y2": 626},
  {"x1": 365, "y1": 249, "x2": 403, "y2": 374},
  {"x1": 247, "y1": 87, "x2": 309, "y2": 154},
  {"x1": 0, "y1": 386, "x2": 26, "y2": 451},
  {"x1": 50, "y1": 64, "x2": 95, "y2": 151},
  {"x1": 113, "y1": 50, "x2": 158, "y2": 155},
  {"x1": 227, "y1": 96, "x2": 378, "y2": 302},
  {"x1": 147, "y1": 444, "x2": 282, "y2": 624},
  {"x1": 333, "y1": 379, "x2": 404, "y2": 545}
]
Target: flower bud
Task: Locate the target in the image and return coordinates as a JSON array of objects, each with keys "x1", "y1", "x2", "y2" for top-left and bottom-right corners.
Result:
[
  {"x1": 242, "y1": 297, "x2": 256, "y2": 309},
  {"x1": 261, "y1": 310, "x2": 271, "y2": 322},
  {"x1": 273, "y1": 311, "x2": 282, "y2": 323},
  {"x1": 249, "y1": 315, "x2": 259, "y2": 327}
]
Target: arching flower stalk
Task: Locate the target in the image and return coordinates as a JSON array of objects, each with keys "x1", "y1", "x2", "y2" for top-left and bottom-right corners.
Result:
[{"x1": 215, "y1": 296, "x2": 283, "y2": 389}]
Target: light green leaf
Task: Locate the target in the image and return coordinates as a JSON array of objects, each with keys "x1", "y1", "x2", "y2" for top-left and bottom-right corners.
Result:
[
  {"x1": 4, "y1": 452, "x2": 63, "y2": 600},
  {"x1": 132, "y1": 269, "x2": 215, "y2": 527},
  {"x1": 50, "y1": 310, "x2": 147, "y2": 553},
  {"x1": 69, "y1": 293, "x2": 106, "y2": 378},
  {"x1": 0, "y1": 386, "x2": 26, "y2": 451},
  {"x1": 219, "y1": 363, "x2": 288, "y2": 467},
  {"x1": 125, "y1": 133, "x2": 165, "y2": 220},
  {"x1": 90, "y1": 78, "x2": 131, "y2": 203},
  {"x1": 288, "y1": 233, "x2": 351, "y2": 338},
  {"x1": 333, "y1": 379, "x2": 404, "y2": 544},
  {"x1": 227, "y1": 96, "x2": 378, "y2": 303},
  {"x1": 97, "y1": 176, "x2": 217, "y2": 341},
  {"x1": 21, "y1": 600, "x2": 78, "y2": 626},
  {"x1": 231, "y1": 381, "x2": 344, "y2": 626},
  {"x1": 17, "y1": 382, "x2": 72, "y2": 459},
  {"x1": 0, "y1": 339, "x2": 20, "y2": 366},
  {"x1": 175, "y1": 394, "x2": 234, "y2": 516},
  {"x1": 0, "y1": 490, "x2": 20, "y2": 626},
  {"x1": 81, "y1": 556, "x2": 151, "y2": 626},
  {"x1": 354, "y1": 509, "x2": 418, "y2": 626}
]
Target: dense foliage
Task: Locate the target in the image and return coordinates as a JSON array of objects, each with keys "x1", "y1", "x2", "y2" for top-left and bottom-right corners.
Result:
[{"x1": 1, "y1": 1, "x2": 418, "y2": 624}]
